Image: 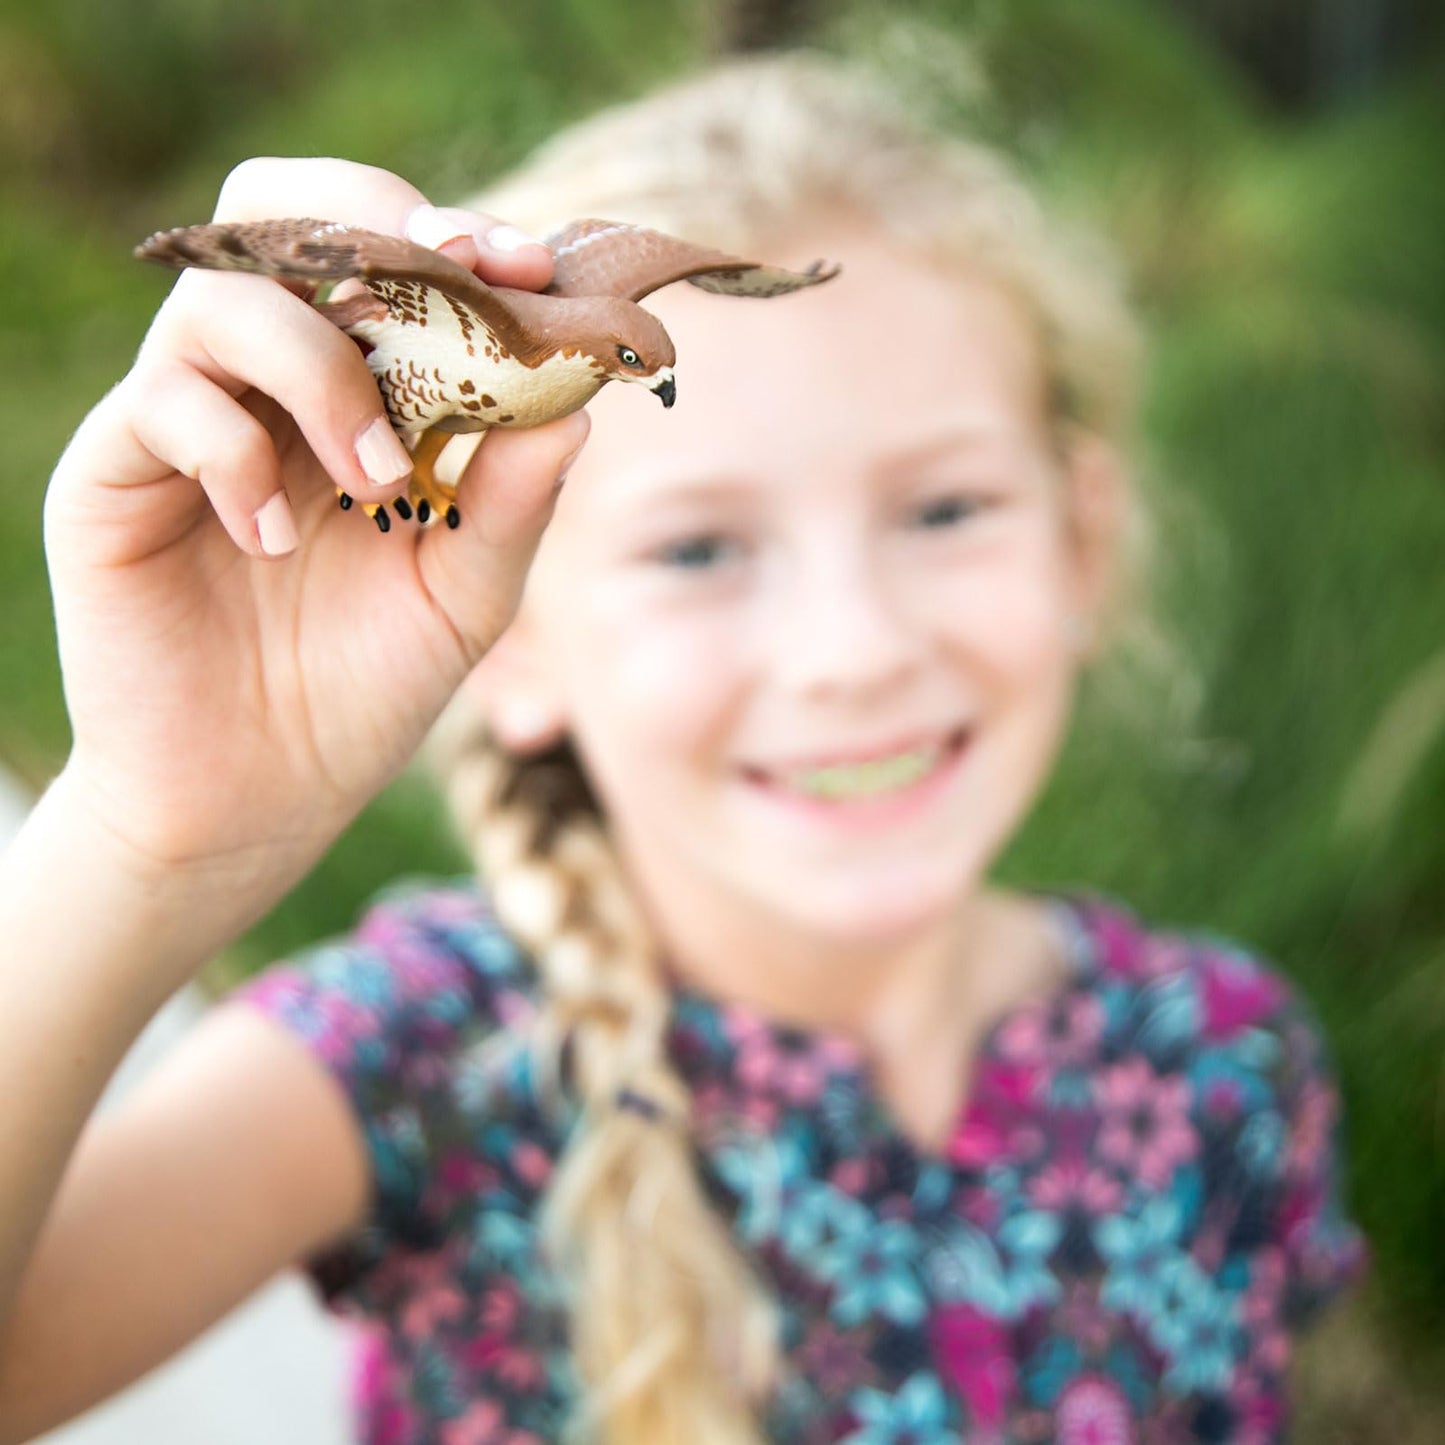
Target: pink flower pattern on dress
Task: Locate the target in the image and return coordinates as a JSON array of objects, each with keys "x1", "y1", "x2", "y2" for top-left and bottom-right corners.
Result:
[
  {"x1": 1200, "y1": 952, "x2": 1286, "y2": 1041},
  {"x1": 724, "y1": 1005, "x2": 863, "y2": 1108},
  {"x1": 1094, "y1": 1058, "x2": 1199, "y2": 1189},
  {"x1": 930, "y1": 1302, "x2": 1016, "y2": 1429},
  {"x1": 998, "y1": 992, "x2": 1106, "y2": 1070},
  {"x1": 1057, "y1": 1374, "x2": 1136, "y2": 1445},
  {"x1": 438, "y1": 1399, "x2": 542, "y2": 1445},
  {"x1": 1028, "y1": 1157, "x2": 1126, "y2": 1215}
]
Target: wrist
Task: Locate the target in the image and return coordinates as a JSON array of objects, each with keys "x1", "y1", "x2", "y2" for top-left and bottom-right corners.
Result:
[{"x1": 4, "y1": 768, "x2": 272, "y2": 1003}]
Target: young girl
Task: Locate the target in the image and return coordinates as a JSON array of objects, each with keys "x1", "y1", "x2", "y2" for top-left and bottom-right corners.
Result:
[{"x1": 0, "y1": 52, "x2": 1364, "y2": 1445}]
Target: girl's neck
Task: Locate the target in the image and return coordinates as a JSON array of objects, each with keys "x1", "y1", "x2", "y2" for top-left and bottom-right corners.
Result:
[{"x1": 623, "y1": 854, "x2": 1069, "y2": 1150}]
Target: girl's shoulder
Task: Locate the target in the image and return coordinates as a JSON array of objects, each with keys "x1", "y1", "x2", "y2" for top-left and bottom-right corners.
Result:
[
  {"x1": 234, "y1": 873, "x2": 541, "y2": 1054},
  {"x1": 1046, "y1": 889, "x2": 1368, "y2": 1323},
  {"x1": 1040, "y1": 878, "x2": 1352, "y2": 1173},
  {"x1": 228, "y1": 878, "x2": 554, "y2": 1296},
  {"x1": 1054, "y1": 888, "x2": 1344, "y2": 1104}
]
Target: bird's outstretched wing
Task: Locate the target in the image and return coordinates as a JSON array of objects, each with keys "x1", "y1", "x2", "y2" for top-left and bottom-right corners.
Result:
[
  {"x1": 135, "y1": 218, "x2": 520, "y2": 337},
  {"x1": 543, "y1": 218, "x2": 839, "y2": 302}
]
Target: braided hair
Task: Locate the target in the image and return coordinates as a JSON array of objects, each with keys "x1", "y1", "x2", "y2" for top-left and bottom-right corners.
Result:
[{"x1": 430, "y1": 710, "x2": 777, "y2": 1442}]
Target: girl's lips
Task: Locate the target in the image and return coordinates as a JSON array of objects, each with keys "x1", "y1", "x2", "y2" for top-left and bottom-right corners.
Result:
[
  {"x1": 737, "y1": 726, "x2": 972, "y2": 831},
  {"x1": 753, "y1": 725, "x2": 968, "y2": 774}
]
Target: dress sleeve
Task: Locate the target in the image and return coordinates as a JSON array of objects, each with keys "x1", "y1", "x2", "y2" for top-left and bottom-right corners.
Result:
[
  {"x1": 228, "y1": 880, "x2": 531, "y2": 1301},
  {"x1": 1269, "y1": 988, "x2": 1369, "y2": 1331}
]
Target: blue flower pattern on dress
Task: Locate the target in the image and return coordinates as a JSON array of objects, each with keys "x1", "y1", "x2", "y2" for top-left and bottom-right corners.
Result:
[{"x1": 235, "y1": 879, "x2": 1366, "y2": 1444}]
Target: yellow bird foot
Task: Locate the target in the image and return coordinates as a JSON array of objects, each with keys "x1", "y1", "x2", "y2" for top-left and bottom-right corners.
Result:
[
  {"x1": 405, "y1": 428, "x2": 462, "y2": 529},
  {"x1": 333, "y1": 428, "x2": 459, "y2": 531},
  {"x1": 334, "y1": 489, "x2": 391, "y2": 532},
  {"x1": 411, "y1": 493, "x2": 461, "y2": 530}
]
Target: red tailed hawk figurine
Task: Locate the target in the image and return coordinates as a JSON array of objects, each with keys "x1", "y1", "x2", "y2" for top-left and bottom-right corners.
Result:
[{"x1": 135, "y1": 217, "x2": 840, "y2": 531}]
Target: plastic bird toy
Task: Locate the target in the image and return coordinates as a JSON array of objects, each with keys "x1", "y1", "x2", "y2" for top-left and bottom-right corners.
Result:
[{"x1": 135, "y1": 217, "x2": 840, "y2": 530}]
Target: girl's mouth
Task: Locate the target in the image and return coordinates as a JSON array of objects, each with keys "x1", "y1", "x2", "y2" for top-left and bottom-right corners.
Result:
[{"x1": 739, "y1": 726, "x2": 971, "y2": 827}]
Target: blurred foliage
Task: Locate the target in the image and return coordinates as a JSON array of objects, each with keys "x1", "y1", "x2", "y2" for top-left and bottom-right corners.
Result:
[{"x1": 1, "y1": 0, "x2": 1442, "y2": 1425}]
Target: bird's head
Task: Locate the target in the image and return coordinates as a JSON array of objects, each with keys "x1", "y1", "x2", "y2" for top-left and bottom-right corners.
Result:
[{"x1": 592, "y1": 300, "x2": 678, "y2": 408}]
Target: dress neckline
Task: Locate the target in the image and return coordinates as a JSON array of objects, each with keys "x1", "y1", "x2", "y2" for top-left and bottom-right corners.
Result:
[{"x1": 664, "y1": 889, "x2": 1114, "y2": 1170}]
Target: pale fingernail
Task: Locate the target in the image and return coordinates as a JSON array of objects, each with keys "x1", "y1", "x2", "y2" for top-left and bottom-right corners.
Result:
[
  {"x1": 254, "y1": 491, "x2": 299, "y2": 557},
  {"x1": 355, "y1": 417, "x2": 412, "y2": 487},
  {"x1": 487, "y1": 224, "x2": 543, "y2": 254},
  {"x1": 405, "y1": 204, "x2": 471, "y2": 252},
  {"x1": 554, "y1": 437, "x2": 588, "y2": 491},
  {"x1": 553, "y1": 411, "x2": 591, "y2": 489}
]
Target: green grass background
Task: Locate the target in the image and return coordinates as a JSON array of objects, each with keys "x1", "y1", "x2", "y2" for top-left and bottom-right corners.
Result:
[{"x1": 1, "y1": 0, "x2": 1441, "y2": 1433}]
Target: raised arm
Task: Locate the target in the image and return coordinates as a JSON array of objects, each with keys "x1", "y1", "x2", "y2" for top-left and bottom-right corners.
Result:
[
  {"x1": 0, "y1": 887, "x2": 368, "y2": 1441},
  {"x1": 0, "y1": 156, "x2": 588, "y2": 1434}
]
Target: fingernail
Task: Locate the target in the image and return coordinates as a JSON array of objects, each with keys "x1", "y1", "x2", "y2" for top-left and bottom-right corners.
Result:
[
  {"x1": 405, "y1": 204, "x2": 471, "y2": 253},
  {"x1": 487, "y1": 224, "x2": 543, "y2": 254},
  {"x1": 554, "y1": 432, "x2": 589, "y2": 491},
  {"x1": 355, "y1": 417, "x2": 412, "y2": 487},
  {"x1": 254, "y1": 491, "x2": 299, "y2": 557}
]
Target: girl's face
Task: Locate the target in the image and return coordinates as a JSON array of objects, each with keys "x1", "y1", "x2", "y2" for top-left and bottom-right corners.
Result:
[{"x1": 484, "y1": 222, "x2": 1115, "y2": 953}]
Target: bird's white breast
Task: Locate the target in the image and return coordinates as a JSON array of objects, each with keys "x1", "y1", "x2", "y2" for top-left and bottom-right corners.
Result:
[{"x1": 344, "y1": 281, "x2": 606, "y2": 434}]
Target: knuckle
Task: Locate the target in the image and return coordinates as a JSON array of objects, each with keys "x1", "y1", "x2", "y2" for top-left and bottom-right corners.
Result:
[
  {"x1": 222, "y1": 413, "x2": 276, "y2": 478},
  {"x1": 216, "y1": 156, "x2": 425, "y2": 228},
  {"x1": 139, "y1": 268, "x2": 228, "y2": 355},
  {"x1": 284, "y1": 320, "x2": 381, "y2": 421},
  {"x1": 191, "y1": 409, "x2": 274, "y2": 489},
  {"x1": 214, "y1": 156, "x2": 282, "y2": 219},
  {"x1": 112, "y1": 357, "x2": 177, "y2": 419}
]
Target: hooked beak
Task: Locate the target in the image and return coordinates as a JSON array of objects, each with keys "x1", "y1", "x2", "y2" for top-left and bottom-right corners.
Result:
[{"x1": 651, "y1": 370, "x2": 677, "y2": 409}]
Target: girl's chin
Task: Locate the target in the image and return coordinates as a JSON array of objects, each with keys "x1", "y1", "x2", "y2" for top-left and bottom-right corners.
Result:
[{"x1": 756, "y1": 867, "x2": 977, "y2": 948}]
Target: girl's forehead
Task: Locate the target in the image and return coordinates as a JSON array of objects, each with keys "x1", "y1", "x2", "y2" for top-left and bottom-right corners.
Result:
[{"x1": 563, "y1": 224, "x2": 1050, "y2": 509}]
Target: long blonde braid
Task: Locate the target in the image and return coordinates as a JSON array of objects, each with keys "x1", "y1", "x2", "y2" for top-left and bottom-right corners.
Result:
[{"x1": 430, "y1": 708, "x2": 778, "y2": 1443}]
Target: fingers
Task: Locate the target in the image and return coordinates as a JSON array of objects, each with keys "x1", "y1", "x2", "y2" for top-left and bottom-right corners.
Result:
[
  {"x1": 214, "y1": 157, "x2": 554, "y2": 290},
  {"x1": 402, "y1": 204, "x2": 555, "y2": 292},
  {"x1": 77, "y1": 155, "x2": 558, "y2": 560},
  {"x1": 149, "y1": 268, "x2": 413, "y2": 504},
  {"x1": 416, "y1": 411, "x2": 590, "y2": 658},
  {"x1": 122, "y1": 363, "x2": 297, "y2": 558}
]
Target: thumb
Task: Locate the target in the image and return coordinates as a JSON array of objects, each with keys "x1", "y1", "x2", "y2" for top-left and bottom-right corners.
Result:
[{"x1": 416, "y1": 410, "x2": 590, "y2": 658}]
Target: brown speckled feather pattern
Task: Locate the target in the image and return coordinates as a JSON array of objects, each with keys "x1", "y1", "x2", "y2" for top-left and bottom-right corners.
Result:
[
  {"x1": 543, "y1": 217, "x2": 840, "y2": 302},
  {"x1": 135, "y1": 218, "x2": 521, "y2": 340}
]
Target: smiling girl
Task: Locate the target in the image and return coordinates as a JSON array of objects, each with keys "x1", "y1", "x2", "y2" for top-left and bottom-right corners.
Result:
[{"x1": 0, "y1": 51, "x2": 1363, "y2": 1445}]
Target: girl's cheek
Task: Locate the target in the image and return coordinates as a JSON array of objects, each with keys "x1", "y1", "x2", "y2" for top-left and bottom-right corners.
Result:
[
  {"x1": 912, "y1": 543, "x2": 1070, "y2": 673},
  {"x1": 585, "y1": 609, "x2": 747, "y2": 740}
]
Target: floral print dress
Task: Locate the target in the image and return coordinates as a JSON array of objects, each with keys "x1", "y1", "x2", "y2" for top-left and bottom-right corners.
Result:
[{"x1": 233, "y1": 880, "x2": 1366, "y2": 1444}]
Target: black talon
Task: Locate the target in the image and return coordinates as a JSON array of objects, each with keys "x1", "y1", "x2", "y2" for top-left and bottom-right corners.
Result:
[
  {"x1": 393, "y1": 496, "x2": 413, "y2": 521},
  {"x1": 373, "y1": 505, "x2": 391, "y2": 534},
  {"x1": 416, "y1": 499, "x2": 431, "y2": 524},
  {"x1": 445, "y1": 505, "x2": 461, "y2": 530},
  {"x1": 338, "y1": 492, "x2": 353, "y2": 511}
]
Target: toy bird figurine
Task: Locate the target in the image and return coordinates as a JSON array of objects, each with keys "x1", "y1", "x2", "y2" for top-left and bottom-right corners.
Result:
[{"x1": 135, "y1": 217, "x2": 840, "y2": 531}]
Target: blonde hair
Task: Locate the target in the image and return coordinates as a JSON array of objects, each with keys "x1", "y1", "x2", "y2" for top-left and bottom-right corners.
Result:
[{"x1": 430, "y1": 48, "x2": 1182, "y2": 1444}]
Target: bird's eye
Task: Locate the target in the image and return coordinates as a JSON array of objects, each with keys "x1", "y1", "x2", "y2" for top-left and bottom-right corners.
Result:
[{"x1": 618, "y1": 346, "x2": 640, "y2": 367}]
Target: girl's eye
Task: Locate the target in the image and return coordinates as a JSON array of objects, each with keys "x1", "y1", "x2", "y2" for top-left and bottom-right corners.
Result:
[
  {"x1": 654, "y1": 534, "x2": 735, "y2": 570},
  {"x1": 912, "y1": 493, "x2": 986, "y2": 529}
]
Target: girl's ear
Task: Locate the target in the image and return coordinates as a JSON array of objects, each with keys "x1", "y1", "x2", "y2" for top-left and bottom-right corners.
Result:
[
  {"x1": 1060, "y1": 428, "x2": 1127, "y2": 643},
  {"x1": 460, "y1": 615, "x2": 570, "y2": 754}
]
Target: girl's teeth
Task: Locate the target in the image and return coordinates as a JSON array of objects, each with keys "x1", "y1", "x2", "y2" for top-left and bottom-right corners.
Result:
[{"x1": 780, "y1": 743, "x2": 943, "y2": 800}]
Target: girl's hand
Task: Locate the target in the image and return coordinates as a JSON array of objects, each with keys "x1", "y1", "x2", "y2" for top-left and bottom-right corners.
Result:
[{"x1": 44, "y1": 158, "x2": 587, "y2": 907}]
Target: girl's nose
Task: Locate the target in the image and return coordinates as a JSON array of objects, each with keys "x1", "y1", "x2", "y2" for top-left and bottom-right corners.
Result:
[{"x1": 768, "y1": 550, "x2": 926, "y2": 702}]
